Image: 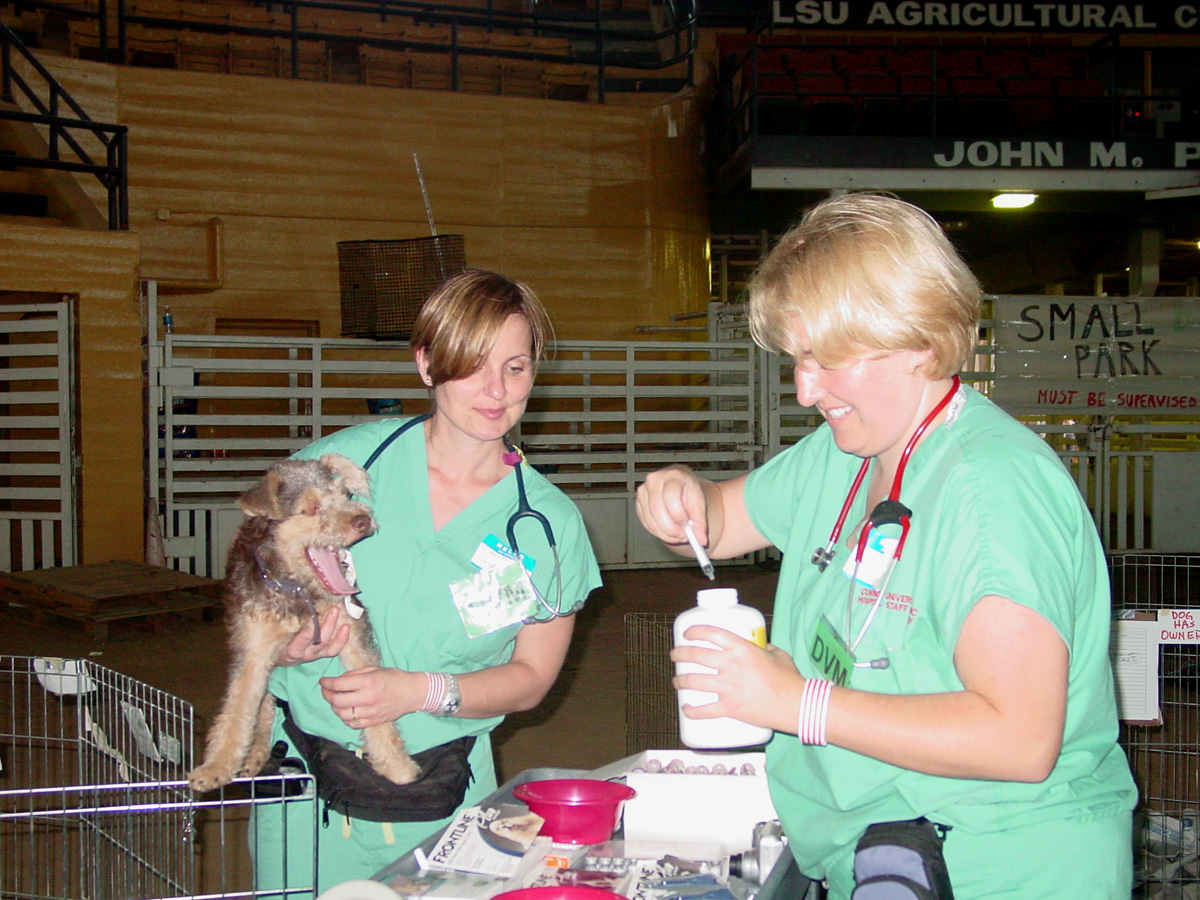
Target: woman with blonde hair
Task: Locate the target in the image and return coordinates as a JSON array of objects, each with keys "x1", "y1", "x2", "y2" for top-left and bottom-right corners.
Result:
[{"x1": 637, "y1": 193, "x2": 1135, "y2": 898}]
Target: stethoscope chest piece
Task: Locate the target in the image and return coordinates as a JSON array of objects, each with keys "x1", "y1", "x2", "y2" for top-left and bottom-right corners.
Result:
[{"x1": 811, "y1": 545, "x2": 837, "y2": 572}]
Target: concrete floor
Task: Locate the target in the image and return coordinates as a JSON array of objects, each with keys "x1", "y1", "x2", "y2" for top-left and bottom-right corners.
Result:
[
  {"x1": 0, "y1": 562, "x2": 781, "y2": 896},
  {"x1": 0, "y1": 562, "x2": 780, "y2": 782}
]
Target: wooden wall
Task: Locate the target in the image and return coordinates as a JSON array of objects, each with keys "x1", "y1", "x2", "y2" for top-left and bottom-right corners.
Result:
[
  {"x1": 0, "y1": 224, "x2": 143, "y2": 565},
  {"x1": 2, "y1": 55, "x2": 711, "y2": 566},
  {"x1": 43, "y1": 55, "x2": 713, "y2": 341}
]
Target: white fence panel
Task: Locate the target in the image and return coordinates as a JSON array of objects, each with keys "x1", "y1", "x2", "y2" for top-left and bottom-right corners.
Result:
[
  {"x1": 152, "y1": 335, "x2": 759, "y2": 574},
  {"x1": 523, "y1": 341, "x2": 758, "y2": 568},
  {"x1": 149, "y1": 321, "x2": 1198, "y2": 576},
  {"x1": 0, "y1": 300, "x2": 76, "y2": 570}
]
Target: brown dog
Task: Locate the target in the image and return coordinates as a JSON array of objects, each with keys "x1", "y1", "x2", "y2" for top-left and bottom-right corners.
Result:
[{"x1": 188, "y1": 453, "x2": 420, "y2": 793}]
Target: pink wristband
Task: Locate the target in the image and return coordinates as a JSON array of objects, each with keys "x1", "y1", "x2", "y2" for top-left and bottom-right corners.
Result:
[
  {"x1": 798, "y1": 678, "x2": 832, "y2": 746},
  {"x1": 422, "y1": 673, "x2": 446, "y2": 713}
]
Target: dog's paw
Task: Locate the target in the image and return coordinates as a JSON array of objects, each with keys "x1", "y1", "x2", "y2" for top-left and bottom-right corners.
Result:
[
  {"x1": 237, "y1": 748, "x2": 271, "y2": 779},
  {"x1": 369, "y1": 752, "x2": 421, "y2": 786},
  {"x1": 188, "y1": 764, "x2": 234, "y2": 794}
]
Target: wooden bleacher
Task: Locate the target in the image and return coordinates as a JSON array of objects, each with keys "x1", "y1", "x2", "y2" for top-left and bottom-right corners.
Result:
[{"x1": 42, "y1": 0, "x2": 593, "y2": 99}]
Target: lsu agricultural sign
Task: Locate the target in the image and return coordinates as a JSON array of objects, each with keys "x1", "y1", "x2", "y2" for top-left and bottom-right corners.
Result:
[
  {"x1": 770, "y1": 1, "x2": 1200, "y2": 32},
  {"x1": 991, "y1": 296, "x2": 1200, "y2": 415}
]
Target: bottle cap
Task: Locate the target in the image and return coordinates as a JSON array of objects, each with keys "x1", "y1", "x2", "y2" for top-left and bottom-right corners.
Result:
[{"x1": 696, "y1": 588, "x2": 738, "y2": 608}]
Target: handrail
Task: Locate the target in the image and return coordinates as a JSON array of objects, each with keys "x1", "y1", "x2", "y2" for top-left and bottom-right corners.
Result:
[
  {"x1": 0, "y1": 23, "x2": 128, "y2": 229},
  {"x1": 36, "y1": 0, "x2": 697, "y2": 102}
]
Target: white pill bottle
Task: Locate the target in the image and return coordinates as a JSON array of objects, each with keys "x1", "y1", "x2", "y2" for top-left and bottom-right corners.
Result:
[{"x1": 673, "y1": 587, "x2": 772, "y2": 749}]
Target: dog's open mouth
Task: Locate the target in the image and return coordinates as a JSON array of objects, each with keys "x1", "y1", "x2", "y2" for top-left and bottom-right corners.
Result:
[{"x1": 305, "y1": 546, "x2": 360, "y2": 595}]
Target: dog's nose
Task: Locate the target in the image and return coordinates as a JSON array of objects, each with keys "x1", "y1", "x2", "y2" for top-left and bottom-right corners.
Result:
[{"x1": 350, "y1": 514, "x2": 373, "y2": 534}]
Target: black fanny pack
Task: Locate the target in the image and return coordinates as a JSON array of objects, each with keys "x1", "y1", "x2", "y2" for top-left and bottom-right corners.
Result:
[
  {"x1": 851, "y1": 818, "x2": 954, "y2": 900},
  {"x1": 268, "y1": 700, "x2": 476, "y2": 823}
]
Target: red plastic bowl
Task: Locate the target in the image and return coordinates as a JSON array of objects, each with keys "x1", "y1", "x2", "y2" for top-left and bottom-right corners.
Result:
[
  {"x1": 512, "y1": 779, "x2": 636, "y2": 844},
  {"x1": 492, "y1": 888, "x2": 626, "y2": 900}
]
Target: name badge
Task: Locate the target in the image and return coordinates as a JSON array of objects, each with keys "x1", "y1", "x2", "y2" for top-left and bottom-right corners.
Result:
[
  {"x1": 449, "y1": 561, "x2": 539, "y2": 638},
  {"x1": 842, "y1": 526, "x2": 899, "y2": 589},
  {"x1": 809, "y1": 616, "x2": 854, "y2": 687},
  {"x1": 449, "y1": 535, "x2": 541, "y2": 637},
  {"x1": 471, "y1": 534, "x2": 537, "y2": 573}
]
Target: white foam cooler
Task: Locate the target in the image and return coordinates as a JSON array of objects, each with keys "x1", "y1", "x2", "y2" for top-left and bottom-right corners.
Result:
[{"x1": 588, "y1": 749, "x2": 777, "y2": 854}]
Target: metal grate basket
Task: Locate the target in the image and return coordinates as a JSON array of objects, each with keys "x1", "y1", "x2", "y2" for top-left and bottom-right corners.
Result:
[{"x1": 337, "y1": 235, "x2": 466, "y2": 341}]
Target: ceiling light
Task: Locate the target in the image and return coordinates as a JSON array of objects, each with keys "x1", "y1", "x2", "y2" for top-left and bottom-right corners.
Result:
[{"x1": 992, "y1": 192, "x2": 1037, "y2": 209}]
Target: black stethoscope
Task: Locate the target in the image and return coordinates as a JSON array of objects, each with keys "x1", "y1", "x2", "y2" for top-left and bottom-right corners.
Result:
[
  {"x1": 363, "y1": 413, "x2": 567, "y2": 619},
  {"x1": 501, "y1": 436, "x2": 564, "y2": 618},
  {"x1": 810, "y1": 376, "x2": 961, "y2": 668}
]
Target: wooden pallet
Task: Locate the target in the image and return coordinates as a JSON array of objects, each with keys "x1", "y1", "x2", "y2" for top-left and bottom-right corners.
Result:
[{"x1": 0, "y1": 560, "x2": 224, "y2": 640}]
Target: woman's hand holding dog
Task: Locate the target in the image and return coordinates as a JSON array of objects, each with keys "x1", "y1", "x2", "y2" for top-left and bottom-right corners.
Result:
[
  {"x1": 278, "y1": 607, "x2": 351, "y2": 666},
  {"x1": 320, "y1": 667, "x2": 426, "y2": 730}
]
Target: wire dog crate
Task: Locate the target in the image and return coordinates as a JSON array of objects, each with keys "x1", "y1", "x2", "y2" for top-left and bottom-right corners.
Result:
[
  {"x1": 0, "y1": 656, "x2": 317, "y2": 900},
  {"x1": 624, "y1": 613, "x2": 681, "y2": 755},
  {"x1": 1113, "y1": 555, "x2": 1200, "y2": 900}
]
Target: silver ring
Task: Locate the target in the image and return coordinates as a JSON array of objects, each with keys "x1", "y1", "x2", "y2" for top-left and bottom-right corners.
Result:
[{"x1": 351, "y1": 706, "x2": 360, "y2": 728}]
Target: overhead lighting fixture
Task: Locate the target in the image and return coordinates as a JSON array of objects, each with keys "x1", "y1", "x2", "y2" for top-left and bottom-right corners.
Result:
[{"x1": 992, "y1": 192, "x2": 1037, "y2": 209}]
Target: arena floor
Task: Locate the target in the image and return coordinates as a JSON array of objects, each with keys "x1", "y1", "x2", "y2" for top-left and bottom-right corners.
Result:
[{"x1": 0, "y1": 562, "x2": 780, "y2": 781}]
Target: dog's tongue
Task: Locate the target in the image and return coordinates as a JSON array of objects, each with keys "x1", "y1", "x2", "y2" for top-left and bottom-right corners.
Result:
[{"x1": 305, "y1": 546, "x2": 360, "y2": 595}]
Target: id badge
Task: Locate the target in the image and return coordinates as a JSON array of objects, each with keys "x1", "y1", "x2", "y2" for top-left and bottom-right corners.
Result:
[
  {"x1": 449, "y1": 535, "x2": 540, "y2": 638},
  {"x1": 842, "y1": 526, "x2": 899, "y2": 589},
  {"x1": 471, "y1": 534, "x2": 537, "y2": 573},
  {"x1": 809, "y1": 615, "x2": 854, "y2": 686}
]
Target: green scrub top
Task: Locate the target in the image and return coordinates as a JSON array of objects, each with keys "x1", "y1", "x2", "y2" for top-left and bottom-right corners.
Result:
[
  {"x1": 744, "y1": 387, "x2": 1136, "y2": 891},
  {"x1": 257, "y1": 416, "x2": 602, "y2": 891}
]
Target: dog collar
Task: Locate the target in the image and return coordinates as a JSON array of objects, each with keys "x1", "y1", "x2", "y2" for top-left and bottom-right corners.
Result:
[{"x1": 254, "y1": 548, "x2": 323, "y2": 645}]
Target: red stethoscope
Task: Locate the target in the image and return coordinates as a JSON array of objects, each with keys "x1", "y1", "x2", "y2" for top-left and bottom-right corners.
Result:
[
  {"x1": 811, "y1": 375, "x2": 961, "y2": 575},
  {"x1": 810, "y1": 376, "x2": 962, "y2": 667}
]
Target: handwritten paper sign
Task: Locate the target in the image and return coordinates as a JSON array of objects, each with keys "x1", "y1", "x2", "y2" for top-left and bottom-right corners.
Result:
[
  {"x1": 1156, "y1": 609, "x2": 1200, "y2": 644},
  {"x1": 992, "y1": 297, "x2": 1200, "y2": 415},
  {"x1": 1111, "y1": 610, "x2": 1200, "y2": 724},
  {"x1": 1111, "y1": 617, "x2": 1161, "y2": 724}
]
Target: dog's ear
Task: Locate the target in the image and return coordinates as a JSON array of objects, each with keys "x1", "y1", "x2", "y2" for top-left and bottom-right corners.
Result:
[
  {"x1": 320, "y1": 453, "x2": 372, "y2": 499},
  {"x1": 238, "y1": 468, "x2": 287, "y2": 519}
]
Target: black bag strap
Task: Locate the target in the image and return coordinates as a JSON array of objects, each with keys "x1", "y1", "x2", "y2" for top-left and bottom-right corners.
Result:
[{"x1": 277, "y1": 700, "x2": 316, "y2": 760}]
